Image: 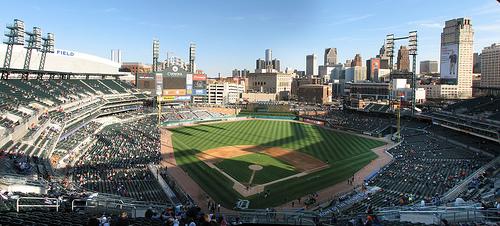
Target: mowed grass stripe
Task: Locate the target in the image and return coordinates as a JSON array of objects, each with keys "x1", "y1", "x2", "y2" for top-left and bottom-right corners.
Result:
[{"x1": 170, "y1": 120, "x2": 385, "y2": 208}]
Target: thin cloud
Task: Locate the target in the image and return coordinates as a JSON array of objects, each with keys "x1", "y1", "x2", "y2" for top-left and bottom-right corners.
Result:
[
  {"x1": 470, "y1": 1, "x2": 500, "y2": 16},
  {"x1": 420, "y1": 23, "x2": 442, "y2": 28},
  {"x1": 407, "y1": 18, "x2": 445, "y2": 29},
  {"x1": 329, "y1": 14, "x2": 374, "y2": 26},
  {"x1": 345, "y1": 14, "x2": 373, "y2": 22},
  {"x1": 475, "y1": 23, "x2": 500, "y2": 32}
]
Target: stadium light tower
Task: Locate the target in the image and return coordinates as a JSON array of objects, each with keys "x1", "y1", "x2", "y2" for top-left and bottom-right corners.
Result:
[
  {"x1": 22, "y1": 27, "x2": 42, "y2": 80},
  {"x1": 38, "y1": 33, "x2": 55, "y2": 79},
  {"x1": 385, "y1": 34, "x2": 395, "y2": 109},
  {"x1": 2, "y1": 19, "x2": 25, "y2": 80},
  {"x1": 385, "y1": 31, "x2": 418, "y2": 115},
  {"x1": 189, "y1": 43, "x2": 196, "y2": 73},
  {"x1": 408, "y1": 31, "x2": 418, "y2": 115},
  {"x1": 153, "y1": 39, "x2": 160, "y2": 72}
]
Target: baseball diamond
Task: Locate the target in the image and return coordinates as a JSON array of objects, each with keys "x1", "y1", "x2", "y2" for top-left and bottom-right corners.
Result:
[{"x1": 167, "y1": 119, "x2": 386, "y2": 208}]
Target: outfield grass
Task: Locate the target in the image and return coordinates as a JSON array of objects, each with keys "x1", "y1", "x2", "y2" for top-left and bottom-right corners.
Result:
[
  {"x1": 170, "y1": 120, "x2": 385, "y2": 208},
  {"x1": 215, "y1": 153, "x2": 297, "y2": 185}
]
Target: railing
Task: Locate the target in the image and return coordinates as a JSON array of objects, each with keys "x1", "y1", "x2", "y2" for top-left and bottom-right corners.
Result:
[
  {"x1": 16, "y1": 197, "x2": 59, "y2": 212},
  {"x1": 442, "y1": 155, "x2": 500, "y2": 202},
  {"x1": 71, "y1": 198, "x2": 138, "y2": 217}
]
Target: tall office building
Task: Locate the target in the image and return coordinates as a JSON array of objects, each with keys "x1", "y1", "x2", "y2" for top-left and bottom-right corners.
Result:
[
  {"x1": 241, "y1": 69, "x2": 250, "y2": 77},
  {"x1": 473, "y1": 53, "x2": 481, "y2": 73},
  {"x1": 397, "y1": 46, "x2": 410, "y2": 72},
  {"x1": 351, "y1": 54, "x2": 362, "y2": 67},
  {"x1": 256, "y1": 49, "x2": 280, "y2": 72},
  {"x1": 110, "y1": 49, "x2": 122, "y2": 63},
  {"x1": 366, "y1": 58, "x2": 381, "y2": 81},
  {"x1": 256, "y1": 59, "x2": 265, "y2": 70},
  {"x1": 479, "y1": 43, "x2": 500, "y2": 95},
  {"x1": 440, "y1": 18, "x2": 474, "y2": 98},
  {"x1": 232, "y1": 69, "x2": 241, "y2": 77},
  {"x1": 306, "y1": 54, "x2": 318, "y2": 77},
  {"x1": 421, "y1": 18, "x2": 474, "y2": 99},
  {"x1": 324, "y1": 48, "x2": 337, "y2": 66},
  {"x1": 420, "y1": 60, "x2": 439, "y2": 74},
  {"x1": 272, "y1": 59, "x2": 280, "y2": 72},
  {"x1": 265, "y1": 49, "x2": 272, "y2": 64}
]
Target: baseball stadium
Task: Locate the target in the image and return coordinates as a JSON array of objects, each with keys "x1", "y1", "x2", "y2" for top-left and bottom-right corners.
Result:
[{"x1": 0, "y1": 16, "x2": 499, "y2": 226}]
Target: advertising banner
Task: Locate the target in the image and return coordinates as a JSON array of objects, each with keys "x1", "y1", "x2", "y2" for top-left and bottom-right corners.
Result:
[
  {"x1": 440, "y1": 44, "x2": 459, "y2": 82},
  {"x1": 159, "y1": 95, "x2": 190, "y2": 102},
  {"x1": 163, "y1": 89, "x2": 186, "y2": 96},
  {"x1": 174, "y1": 96, "x2": 191, "y2": 101},
  {"x1": 186, "y1": 74, "x2": 193, "y2": 85},
  {"x1": 159, "y1": 96, "x2": 175, "y2": 102},
  {"x1": 155, "y1": 73, "x2": 163, "y2": 96},
  {"x1": 193, "y1": 89, "x2": 207, "y2": 95},
  {"x1": 193, "y1": 80, "x2": 206, "y2": 89},
  {"x1": 193, "y1": 74, "x2": 207, "y2": 81}
]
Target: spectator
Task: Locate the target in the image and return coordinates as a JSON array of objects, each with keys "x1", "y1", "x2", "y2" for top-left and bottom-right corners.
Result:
[{"x1": 115, "y1": 211, "x2": 130, "y2": 226}]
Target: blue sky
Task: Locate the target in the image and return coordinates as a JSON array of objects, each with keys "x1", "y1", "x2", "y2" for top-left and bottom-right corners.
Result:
[{"x1": 1, "y1": 0, "x2": 499, "y2": 76}]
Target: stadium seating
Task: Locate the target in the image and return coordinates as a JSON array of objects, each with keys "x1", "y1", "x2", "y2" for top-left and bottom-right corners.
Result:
[
  {"x1": 71, "y1": 117, "x2": 167, "y2": 203},
  {"x1": 325, "y1": 110, "x2": 392, "y2": 135},
  {"x1": 343, "y1": 128, "x2": 490, "y2": 214}
]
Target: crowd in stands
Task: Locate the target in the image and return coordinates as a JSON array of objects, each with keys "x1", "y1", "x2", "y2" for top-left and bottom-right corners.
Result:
[
  {"x1": 323, "y1": 110, "x2": 393, "y2": 135},
  {"x1": 444, "y1": 96, "x2": 500, "y2": 121},
  {"x1": 343, "y1": 128, "x2": 491, "y2": 214},
  {"x1": 160, "y1": 108, "x2": 227, "y2": 122},
  {"x1": 71, "y1": 116, "x2": 165, "y2": 203}
]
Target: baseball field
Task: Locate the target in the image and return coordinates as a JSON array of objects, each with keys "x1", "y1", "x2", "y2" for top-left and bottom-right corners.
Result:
[{"x1": 169, "y1": 119, "x2": 385, "y2": 208}]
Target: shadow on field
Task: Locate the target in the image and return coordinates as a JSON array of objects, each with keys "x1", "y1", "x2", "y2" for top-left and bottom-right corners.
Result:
[
  {"x1": 183, "y1": 126, "x2": 210, "y2": 133},
  {"x1": 168, "y1": 129, "x2": 193, "y2": 136},
  {"x1": 200, "y1": 124, "x2": 226, "y2": 130}
]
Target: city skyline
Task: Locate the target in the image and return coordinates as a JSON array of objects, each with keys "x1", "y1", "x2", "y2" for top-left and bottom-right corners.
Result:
[{"x1": 0, "y1": 0, "x2": 499, "y2": 77}]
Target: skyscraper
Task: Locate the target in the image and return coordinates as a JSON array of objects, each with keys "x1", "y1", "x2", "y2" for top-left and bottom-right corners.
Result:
[
  {"x1": 110, "y1": 49, "x2": 122, "y2": 63},
  {"x1": 440, "y1": 18, "x2": 474, "y2": 98},
  {"x1": 473, "y1": 53, "x2": 481, "y2": 73},
  {"x1": 366, "y1": 58, "x2": 380, "y2": 81},
  {"x1": 255, "y1": 49, "x2": 280, "y2": 72},
  {"x1": 422, "y1": 18, "x2": 474, "y2": 99},
  {"x1": 420, "y1": 60, "x2": 439, "y2": 74},
  {"x1": 397, "y1": 46, "x2": 410, "y2": 72},
  {"x1": 272, "y1": 59, "x2": 280, "y2": 72},
  {"x1": 265, "y1": 49, "x2": 272, "y2": 69},
  {"x1": 265, "y1": 49, "x2": 272, "y2": 63},
  {"x1": 479, "y1": 43, "x2": 500, "y2": 95},
  {"x1": 306, "y1": 54, "x2": 318, "y2": 77},
  {"x1": 324, "y1": 48, "x2": 337, "y2": 66},
  {"x1": 351, "y1": 54, "x2": 362, "y2": 67}
]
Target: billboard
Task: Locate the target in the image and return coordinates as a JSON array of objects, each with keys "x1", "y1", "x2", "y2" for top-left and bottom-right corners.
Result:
[
  {"x1": 440, "y1": 44, "x2": 459, "y2": 82},
  {"x1": 192, "y1": 73, "x2": 207, "y2": 96},
  {"x1": 163, "y1": 89, "x2": 186, "y2": 96},
  {"x1": 155, "y1": 73, "x2": 163, "y2": 96},
  {"x1": 137, "y1": 73, "x2": 155, "y2": 90},
  {"x1": 163, "y1": 65, "x2": 188, "y2": 89},
  {"x1": 186, "y1": 74, "x2": 193, "y2": 95},
  {"x1": 193, "y1": 89, "x2": 207, "y2": 95},
  {"x1": 159, "y1": 95, "x2": 191, "y2": 102},
  {"x1": 193, "y1": 74, "x2": 207, "y2": 81}
]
